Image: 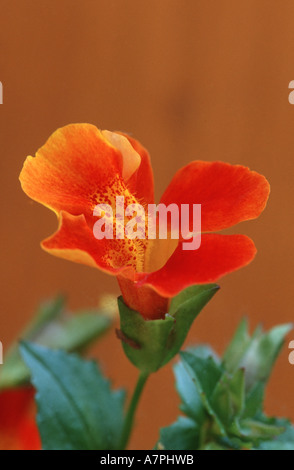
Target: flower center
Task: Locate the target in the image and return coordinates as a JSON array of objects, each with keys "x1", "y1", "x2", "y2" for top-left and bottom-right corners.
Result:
[{"x1": 90, "y1": 174, "x2": 149, "y2": 273}]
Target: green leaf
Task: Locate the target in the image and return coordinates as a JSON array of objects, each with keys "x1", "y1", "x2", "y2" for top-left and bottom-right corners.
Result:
[
  {"x1": 242, "y1": 382, "x2": 265, "y2": 419},
  {"x1": 180, "y1": 350, "x2": 226, "y2": 436},
  {"x1": 35, "y1": 310, "x2": 111, "y2": 352},
  {"x1": 156, "y1": 345, "x2": 220, "y2": 451},
  {"x1": 185, "y1": 344, "x2": 220, "y2": 362},
  {"x1": 174, "y1": 360, "x2": 205, "y2": 423},
  {"x1": 0, "y1": 296, "x2": 111, "y2": 390},
  {"x1": 227, "y1": 369, "x2": 245, "y2": 418},
  {"x1": 166, "y1": 284, "x2": 220, "y2": 365},
  {"x1": 20, "y1": 342, "x2": 125, "y2": 450},
  {"x1": 180, "y1": 351, "x2": 223, "y2": 404},
  {"x1": 240, "y1": 323, "x2": 293, "y2": 390},
  {"x1": 238, "y1": 419, "x2": 285, "y2": 442},
  {"x1": 222, "y1": 318, "x2": 251, "y2": 374},
  {"x1": 157, "y1": 417, "x2": 200, "y2": 450},
  {"x1": 117, "y1": 284, "x2": 219, "y2": 373},
  {"x1": 211, "y1": 368, "x2": 245, "y2": 427},
  {"x1": 222, "y1": 320, "x2": 292, "y2": 391},
  {"x1": 256, "y1": 423, "x2": 294, "y2": 450},
  {"x1": 174, "y1": 345, "x2": 218, "y2": 422}
]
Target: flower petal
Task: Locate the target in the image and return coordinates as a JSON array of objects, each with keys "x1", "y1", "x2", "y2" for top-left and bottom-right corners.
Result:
[
  {"x1": 160, "y1": 161, "x2": 270, "y2": 232},
  {"x1": 137, "y1": 234, "x2": 256, "y2": 297},
  {"x1": 120, "y1": 133, "x2": 155, "y2": 204},
  {"x1": 41, "y1": 211, "x2": 141, "y2": 276},
  {"x1": 0, "y1": 388, "x2": 40, "y2": 450},
  {"x1": 19, "y1": 123, "x2": 123, "y2": 218},
  {"x1": 101, "y1": 130, "x2": 141, "y2": 181}
]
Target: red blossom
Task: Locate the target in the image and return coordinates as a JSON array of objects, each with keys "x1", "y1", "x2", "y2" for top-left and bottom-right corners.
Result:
[
  {"x1": 20, "y1": 124, "x2": 270, "y2": 319},
  {"x1": 0, "y1": 388, "x2": 40, "y2": 450}
]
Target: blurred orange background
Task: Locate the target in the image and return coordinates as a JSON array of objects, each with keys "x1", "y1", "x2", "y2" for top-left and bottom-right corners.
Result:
[{"x1": 1, "y1": 0, "x2": 294, "y2": 449}]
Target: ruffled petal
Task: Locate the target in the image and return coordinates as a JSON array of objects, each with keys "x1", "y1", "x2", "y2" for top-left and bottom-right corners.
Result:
[
  {"x1": 137, "y1": 234, "x2": 256, "y2": 297},
  {"x1": 41, "y1": 211, "x2": 145, "y2": 276},
  {"x1": 19, "y1": 123, "x2": 123, "y2": 218},
  {"x1": 160, "y1": 161, "x2": 270, "y2": 232}
]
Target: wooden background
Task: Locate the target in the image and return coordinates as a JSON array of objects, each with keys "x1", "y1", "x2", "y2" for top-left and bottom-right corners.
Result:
[{"x1": 1, "y1": 0, "x2": 294, "y2": 449}]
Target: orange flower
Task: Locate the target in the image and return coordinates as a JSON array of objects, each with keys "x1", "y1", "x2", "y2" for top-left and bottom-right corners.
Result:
[
  {"x1": 0, "y1": 388, "x2": 40, "y2": 450},
  {"x1": 20, "y1": 124, "x2": 269, "y2": 319}
]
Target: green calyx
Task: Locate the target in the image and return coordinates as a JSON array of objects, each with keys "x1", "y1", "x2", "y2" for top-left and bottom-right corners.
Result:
[{"x1": 117, "y1": 284, "x2": 219, "y2": 373}]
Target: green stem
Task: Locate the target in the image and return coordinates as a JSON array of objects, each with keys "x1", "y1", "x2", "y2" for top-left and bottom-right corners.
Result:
[{"x1": 120, "y1": 371, "x2": 149, "y2": 450}]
